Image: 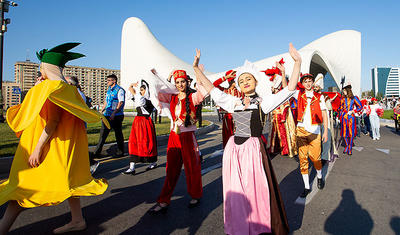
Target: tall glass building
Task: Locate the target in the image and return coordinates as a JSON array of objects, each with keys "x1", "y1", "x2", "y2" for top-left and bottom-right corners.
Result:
[{"x1": 372, "y1": 67, "x2": 400, "y2": 97}]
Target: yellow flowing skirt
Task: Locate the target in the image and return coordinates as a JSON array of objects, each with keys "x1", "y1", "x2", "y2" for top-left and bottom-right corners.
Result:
[{"x1": 0, "y1": 80, "x2": 109, "y2": 208}]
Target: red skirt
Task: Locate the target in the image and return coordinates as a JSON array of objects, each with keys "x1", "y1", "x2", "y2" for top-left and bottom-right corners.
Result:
[{"x1": 128, "y1": 116, "x2": 157, "y2": 163}]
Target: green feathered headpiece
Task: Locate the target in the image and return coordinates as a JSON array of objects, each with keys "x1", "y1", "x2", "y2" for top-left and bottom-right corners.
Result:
[{"x1": 36, "y1": 42, "x2": 85, "y2": 67}]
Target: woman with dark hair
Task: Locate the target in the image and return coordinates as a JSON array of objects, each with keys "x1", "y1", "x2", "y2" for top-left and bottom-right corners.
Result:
[
  {"x1": 123, "y1": 80, "x2": 158, "y2": 175},
  {"x1": 149, "y1": 69, "x2": 207, "y2": 213},
  {"x1": 191, "y1": 44, "x2": 301, "y2": 235},
  {"x1": 339, "y1": 84, "x2": 363, "y2": 155}
]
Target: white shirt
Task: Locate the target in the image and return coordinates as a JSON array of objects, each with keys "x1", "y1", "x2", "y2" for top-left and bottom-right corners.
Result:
[
  {"x1": 210, "y1": 87, "x2": 295, "y2": 114},
  {"x1": 295, "y1": 90, "x2": 327, "y2": 135},
  {"x1": 369, "y1": 104, "x2": 381, "y2": 116}
]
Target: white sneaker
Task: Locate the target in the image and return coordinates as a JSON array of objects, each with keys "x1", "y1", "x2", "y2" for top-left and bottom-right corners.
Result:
[
  {"x1": 90, "y1": 161, "x2": 100, "y2": 174},
  {"x1": 377, "y1": 137, "x2": 380, "y2": 140}
]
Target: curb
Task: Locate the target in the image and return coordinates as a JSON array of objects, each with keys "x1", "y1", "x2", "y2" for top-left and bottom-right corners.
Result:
[{"x1": 0, "y1": 123, "x2": 218, "y2": 176}]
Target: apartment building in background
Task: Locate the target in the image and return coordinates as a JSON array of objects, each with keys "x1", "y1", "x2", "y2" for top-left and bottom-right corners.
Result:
[
  {"x1": 2, "y1": 81, "x2": 20, "y2": 109},
  {"x1": 13, "y1": 61, "x2": 120, "y2": 107}
]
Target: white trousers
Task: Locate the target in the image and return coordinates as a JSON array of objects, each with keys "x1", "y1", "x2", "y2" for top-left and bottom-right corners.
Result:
[{"x1": 369, "y1": 115, "x2": 380, "y2": 139}]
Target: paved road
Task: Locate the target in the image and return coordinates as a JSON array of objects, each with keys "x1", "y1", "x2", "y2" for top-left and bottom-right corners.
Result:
[{"x1": 2, "y1": 116, "x2": 400, "y2": 234}]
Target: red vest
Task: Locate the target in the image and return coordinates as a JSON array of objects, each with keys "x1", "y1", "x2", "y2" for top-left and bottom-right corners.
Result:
[
  {"x1": 170, "y1": 94, "x2": 197, "y2": 123},
  {"x1": 296, "y1": 90, "x2": 323, "y2": 124}
]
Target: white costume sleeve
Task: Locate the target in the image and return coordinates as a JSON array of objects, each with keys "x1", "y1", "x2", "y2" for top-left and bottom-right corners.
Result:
[
  {"x1": 134, "y1": 94, "x2": 146, "y2": 108},
  {"x1": 319, "y1": 96, "x2": 327, "y2": 111},
  {"x1": 260, "y1": 87, "x2": 295, "y2": 114},
  {"x1": 117, "y1": 88, "x2": 125, "y2": 102},
  {"x1": 210, "y1": 88, "x2": 241, "y2": 113}
]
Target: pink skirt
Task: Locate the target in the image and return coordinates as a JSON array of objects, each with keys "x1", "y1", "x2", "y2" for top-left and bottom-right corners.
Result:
[{"x1": 223, "y1": 136, "x2": 271, "y2": 235}]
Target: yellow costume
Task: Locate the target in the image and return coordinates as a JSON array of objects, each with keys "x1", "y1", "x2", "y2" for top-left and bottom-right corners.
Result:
[{"x1": 0, "y1": 79, "x2": 109, "y2": 208}]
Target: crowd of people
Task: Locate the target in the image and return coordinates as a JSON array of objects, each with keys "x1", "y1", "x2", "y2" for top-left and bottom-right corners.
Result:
[{"x1": 0, "y1": 41, "x2": 394, "y2": 235}]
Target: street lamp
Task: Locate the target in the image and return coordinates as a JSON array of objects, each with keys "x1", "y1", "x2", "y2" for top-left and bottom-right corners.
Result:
[{"x1": 0, "y1": 0, "x2": 17, "y2": 123}]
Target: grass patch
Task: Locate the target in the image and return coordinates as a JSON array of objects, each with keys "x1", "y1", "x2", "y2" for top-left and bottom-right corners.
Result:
[
  {"x1": 382, "y1": 110, "x2": 394, "y2": 120},
  {"x1": 0, "y1": 117, "x2": 210, "y2": 158}
]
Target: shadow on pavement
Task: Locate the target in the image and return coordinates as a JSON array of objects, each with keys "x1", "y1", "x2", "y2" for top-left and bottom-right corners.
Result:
[
  {"x1": 384, "y1": 125, "x2": 400, "y2": 136},
  {"x1": 8, "y1": 174, "x2": 170, "y2": 234},
  {"x1": 120, "y1": 176, "x2": 223, "y2": 235},
  {"x1": 278, "y1": 166, "x2": 305, "y2": 232},
  {"x1": 390, "y1": 216, "x2": 400, "y2": 235},
  {"x1": 324, "y1": 189, "x2": 373, "y2": 235}
]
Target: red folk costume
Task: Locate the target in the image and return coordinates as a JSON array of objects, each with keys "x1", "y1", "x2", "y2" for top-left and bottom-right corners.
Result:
[
  {"x1": 128, "y1": 81, "x2": 157, "y2": 163},
  {"x1": 263, "y1": 60, "x2": 297, "y2": 157},
  {"x1": 157, "y1": 70, "x2": 207, "y2": 204},
  {"x1": 213, "y1": 70, "x2": 242, "y2": 148}
]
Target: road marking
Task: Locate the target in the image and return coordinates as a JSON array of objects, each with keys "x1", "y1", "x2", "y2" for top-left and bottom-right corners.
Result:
[
  {"x1": 353, "y1": 147, "x2": 364, "y2": 152},
  {"x1": 376, "y1": 148, "x2": 390, "y2": 154},
  {"x1": 209, "y1": 150, "x2": 224, "y2": 159},
  {"x1": 295, "y1": 158, "x2": 336, "y2": 205},
  {"x1": 201, "y1": 162, "x2": 222, "y2": 175}
]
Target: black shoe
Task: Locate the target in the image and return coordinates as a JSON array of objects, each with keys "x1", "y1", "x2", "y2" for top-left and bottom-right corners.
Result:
[
  {"x1": 188, "y1": 199, "x2": 201, "y2": 208},
  {"x1": 148, "y1": 203, "x2": 169, "y2": 215},
  {"x1": 146, "y1": 163, "x2": 158, "y2": 171},
  {"x1": 300, "y1": 188, "x2": 312, "y2": 198},
  {"x1": 317, "y1": 178, "x2": 325, "y2": 189},
  {"x1": 122, "y1": 169, "x2": 136, "y2": 175}
]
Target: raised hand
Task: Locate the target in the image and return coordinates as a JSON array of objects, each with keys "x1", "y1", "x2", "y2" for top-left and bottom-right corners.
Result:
[
  {"x1": 131, "y1": 82, "x2": 138, "y2": 88},
  {"x1": 193, "y1": 48, "x2": 201, "y2": 68},
  {"x1": 276, "y1": 61, "x2": 285, "y2": 73},
  {"x1": 289, "y1": 43, "x2": 301, "y2": 63}
]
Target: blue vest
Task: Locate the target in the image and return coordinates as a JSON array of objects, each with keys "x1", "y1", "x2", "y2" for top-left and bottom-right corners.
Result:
[{"x1": 104, "y1": 84, "x2": 125, "y2": 117}]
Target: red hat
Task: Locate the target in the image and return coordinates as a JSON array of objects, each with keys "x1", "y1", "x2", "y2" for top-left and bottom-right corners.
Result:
[
  {"x1": 224, "y1": 70, "x2": 236, "y2": 82},
  {"x1": 300, "y1": 73, "x2": 314, "y2": 83},
  {"x1": 371, "y1": 98, "x2": 377, "y2": 102},
  {"x1": 173, "y1": 70, "x2": 188, "y2": 81},
  {"x1": 261, "y1": 58, "x2": 285, "y2": 81}
]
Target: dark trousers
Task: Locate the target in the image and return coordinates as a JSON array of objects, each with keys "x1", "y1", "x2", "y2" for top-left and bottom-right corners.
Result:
[
  {"x1": 356, "y1": 116, "x2": 361, "y2": 137},
  {"x1": 92, "y1": 115, "x2": 124, "y2": 159},
  {"x1": 363, "y1": 114, "x2": 371, "y2": 135}
]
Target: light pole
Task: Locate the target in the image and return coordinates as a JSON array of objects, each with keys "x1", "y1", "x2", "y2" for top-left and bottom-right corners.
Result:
[{"x1": 0, "y1": 0, "x2": 17, "y2": 123}]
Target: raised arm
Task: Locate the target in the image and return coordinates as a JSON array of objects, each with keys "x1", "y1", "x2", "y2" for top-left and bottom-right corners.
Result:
[
  {"x1": 287, "y1": 43, "x2": 302, "y2": 91},
  {"x1": 276, "y1": 61, "x2": 287, "y2": 88},
  {"x1": 192, "y1": 49, "x2": 216, "y2": 93}
]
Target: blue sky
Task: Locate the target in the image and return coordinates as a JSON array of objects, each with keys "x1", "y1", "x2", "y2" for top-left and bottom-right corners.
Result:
[{"x1": 3, "y1": 0, "x2": 400, "y2": 91}]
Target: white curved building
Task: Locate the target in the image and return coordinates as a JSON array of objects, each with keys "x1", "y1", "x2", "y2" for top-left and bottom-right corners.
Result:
[{"x1": 121, "y1": 17, "x2": 361, "y2": 108}]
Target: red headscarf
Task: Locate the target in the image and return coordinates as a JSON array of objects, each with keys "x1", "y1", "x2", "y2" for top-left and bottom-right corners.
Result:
[{"x1": 173, "y1": 70, "x2": 188, "y2": 81}]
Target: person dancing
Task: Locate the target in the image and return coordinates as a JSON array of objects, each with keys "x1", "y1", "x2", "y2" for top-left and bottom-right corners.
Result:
[
  {"x1": 192, "y1": 44, "x2": 301, "y2": 235},
  {"x1": 0, "y1": 43, "x2": 109, "y2": 234},
  {"x1": 123, "y1": 80, "x2": 158, "y2": 175},
  {"x1": 339, "y1": 83, "x2": 363, "y2": 155},
  {"x1": 149, "y1": 69, "x2": 207, "y2": 213}
]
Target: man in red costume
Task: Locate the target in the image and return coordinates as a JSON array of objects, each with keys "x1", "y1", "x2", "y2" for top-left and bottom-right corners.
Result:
[
  {"x1": 294, "y1": 73, "x2": 328, "y2": 198},
  {"x1": 213, "y1": 70, "x2": 242, "y2": 147}
]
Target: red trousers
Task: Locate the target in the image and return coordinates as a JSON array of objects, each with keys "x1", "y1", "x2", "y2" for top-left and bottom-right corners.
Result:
[
  {"x1": 157, "y1": 131, "x2": 203, "y2": 204},
  {"x1": 222, "y1": 113, "x2": 234, "y2": 148}
]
